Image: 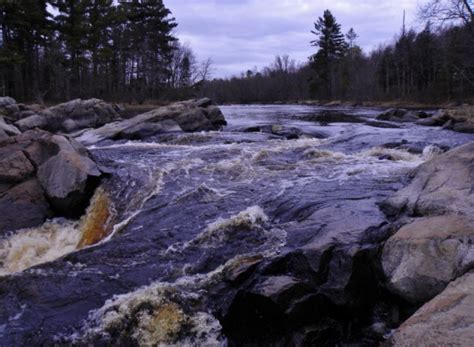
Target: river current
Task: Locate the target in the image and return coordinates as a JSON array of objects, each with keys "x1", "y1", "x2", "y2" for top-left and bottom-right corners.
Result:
[{"x1": 0, "y1": 105, "x2": 473, "y2": 345}]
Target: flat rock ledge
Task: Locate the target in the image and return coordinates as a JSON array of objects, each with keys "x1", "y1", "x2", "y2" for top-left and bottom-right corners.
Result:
[{"x1": 76, "y1": 98, "x2": 227, "y2": 146}]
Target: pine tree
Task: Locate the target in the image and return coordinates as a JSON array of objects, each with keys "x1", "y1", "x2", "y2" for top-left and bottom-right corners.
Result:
[{"x1": 310, "y1": 10, "x2": 348, "y2": 99}]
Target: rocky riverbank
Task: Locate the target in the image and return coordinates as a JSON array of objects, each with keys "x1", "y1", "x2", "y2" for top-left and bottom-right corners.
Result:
[{"x1": 0, "y1": 98, "x2": 472, "y2": 345}]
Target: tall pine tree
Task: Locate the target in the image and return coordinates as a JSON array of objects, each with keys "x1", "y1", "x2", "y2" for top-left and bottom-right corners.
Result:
[{"x1": 310, "y1": 10, "x2": 347, "y2": 99}]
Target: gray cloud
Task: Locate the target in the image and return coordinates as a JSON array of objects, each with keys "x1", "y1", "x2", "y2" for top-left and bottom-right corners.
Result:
[{"x1": 164, "y1": 0, "x2": 422, "y2": 78}]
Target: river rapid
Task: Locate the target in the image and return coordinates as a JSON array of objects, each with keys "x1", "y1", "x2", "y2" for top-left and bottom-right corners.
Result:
[{"x1": 0, "y1": 105, "x2": 473, "y2": 345}]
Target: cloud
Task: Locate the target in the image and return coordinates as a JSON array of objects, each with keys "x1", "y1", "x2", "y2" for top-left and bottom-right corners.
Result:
[{"x1": 164, "y1": 0, "x2": 422, "y2": 78}]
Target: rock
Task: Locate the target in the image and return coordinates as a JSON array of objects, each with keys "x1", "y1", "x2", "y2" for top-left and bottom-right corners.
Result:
[
  {"x1": 306, "y1": 112, "x2": 365, "y2": 124},
  {"x1": 15, "y1": 114, "x2": 47, "y2": 132},
  {"x1": 43, "y1": 98, "x2": 121, "y2": 133},
  {"x1": 0, "y1": 128, "x2": 8, "y2": 141},
  {"x1": 0, "y1": 179, "x2": 53, "y2": 234},
  {"x1": 401, "y1": 111, "x2": 421, "y2": 122},
  {"x1": 365, "y1": 120, "x2": 401, "y2": 129},
  {"x1": 76, "y1": 99, "x2": 227, "y2": 146},
  {"x1": 376, "y1": 109, "x2": 407, "y2": 121},
  {"x1": 441, "y1": 119, "x2": 455, "y2": 130},
  {"x1": 0, "y1": 150, "x2": 35, "y2": 183},
  {"x1": 381, "y1": 142, "x2": 474, "y2": 218},
  {"x1": 415, "y1": 117, "x2": 439, "y2": 126},
  {"x1": 0, "y1": 97, "x2": 20, "y2": 121},
  {"x1": 382, "y1": 215, "x2": 474, "y2": 303},
  {"x1": 0, "y1": 96, "x2": 16, "y2": 108},
  {"x1": 119, "y1": 120, "x2": 182, "y2": 140},
  {"x1": 0, "y1": 116, "x2": 21, "y2": 136},
  {"x1": 175, "y1": 108, "x2": 214, "y2": 132},
  {"x1": 37, "y1": 139, "x2": 101, "y2": 216},
  {"x1": 0, "y1": 129, "x2": 103, "y2": 231},
  {"x1": 453, "y1": 121, "x2": 474, "y2": 134},
  {"x1": 387, "y1": 271, "x2": 474, "y2": 346},
  {"x1": 205, "y1": 105, "x2": 227, "y2": 127}
]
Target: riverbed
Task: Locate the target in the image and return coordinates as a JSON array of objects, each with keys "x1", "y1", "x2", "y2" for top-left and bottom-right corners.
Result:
[{"x1": 0, "y1": 104, "x2": 473, "y2": 345}]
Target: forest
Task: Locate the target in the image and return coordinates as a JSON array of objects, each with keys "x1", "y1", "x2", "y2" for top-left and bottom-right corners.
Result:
[{"x1": 1, "y1": 0, "x2": 473, "y2": 104}]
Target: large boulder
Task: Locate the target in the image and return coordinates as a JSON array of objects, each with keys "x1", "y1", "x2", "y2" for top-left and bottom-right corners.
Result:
[
  {"x1": 376, "y1": 109, "x2": 428, "y2": 123},
  {"x1": 0, "y1": 179, "x2": 53, "y2": 233},
  {"x1": 381, "y1": 142, "x2": 474, "y2": 218},
  {"x1": 0, "y1": 97, "x2": 20, "y2": 121},
  {"x1": 387, "y1": 271, "x2": 474, "y2": 346},
  {"x1": 76, "y1": 98, "x2": 227, "y2": 146},
  {"x1": 0, "y1": 116, "x2": 21, "y2": 136},
  {"x1": 0, "y1": 129, "x2": 102, "y2": 234},
  {"x1": 416, "y1": 106, "x2": 474, "y2": 134},
  {"x1": 380, "y1": 140, "x2": 474, "y2": 324},
  {"x1": 41, "y1": 98, "x2": 121, "y2": 133},
  {"x1": 382, "y1": 215, "x2": 474, "y2": 303},
  {"x1": 15, "y1": 114, "x2": 47, "y2": 132}
]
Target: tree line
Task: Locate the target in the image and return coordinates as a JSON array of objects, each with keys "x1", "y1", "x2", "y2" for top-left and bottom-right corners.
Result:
[
  {"x1": 1, "y1": 0, "x2": 473, "y2": 104},
  {"x1": 0, "y1": 0, "x2": 208, "y2": 102},
  {"x1": 202, "y1": 1, "x2": 474, "y2": 104}
]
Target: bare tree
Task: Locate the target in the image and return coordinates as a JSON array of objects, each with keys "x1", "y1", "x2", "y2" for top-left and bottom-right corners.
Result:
[{"x1": 419, "y1": 0, "x2": 473, "y2": 25}]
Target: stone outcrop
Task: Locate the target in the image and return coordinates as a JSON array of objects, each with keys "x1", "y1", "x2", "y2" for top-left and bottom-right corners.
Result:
[
  {"x1": 416, "y1": 106, "x2": 474, "y2": 133},
  {"x1": 0, "y1": 98, "x2": 121, "y2": 134},
  {"x1": 0, "y1": 129, "x2": 102, "y2": 234},
  {"x1": 381, "y1": 141, "x2": 474, "y2": 342},
  {"x1": 381, "y1": 142, "x2": 474, "y2": 218},
  {"x1": 376, "y1": 109, "x2": 429, "y2": 123},
  {"x1": 382, "y1": 215, "x2": 474, "y2": 303},
  {"x1": 76, "y1": 98, "x2": 227, "y2": 145},
  {"x1": 387, "y1": 271, "x2": 474, "y2": 346}
]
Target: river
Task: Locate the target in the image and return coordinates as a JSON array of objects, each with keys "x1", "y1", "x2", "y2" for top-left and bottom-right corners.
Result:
[{"x1": 0, "y1": 105, "x2": 473, "y2": 345}]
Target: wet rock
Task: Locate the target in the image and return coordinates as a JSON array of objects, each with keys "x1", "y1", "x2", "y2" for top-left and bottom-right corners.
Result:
[
  {"x1": 453, "y1": 121, "x2": 474, "y2": 134},
  {"x1": 382, "y1": 215, "x2": 474, "y2": 303},
  {"x1": 381, "y1": 142, "x2": 474, "y2": 217},
  {"x1": 0, "y1": 179, "x2": 53, "y2": 233},
  {"x1": 304, "y1": 112, "x2": 365, "y2": 124},
  {"x1": 36, "y1": 137, "x2": 101, "y2": 217},
  {"x1": 365, "y1": 120, "x2": 401, "y2": 129},
  {"x1": 387, "y1": 271, "x2": 474, "y2": 346},
  {"x1": 76, "y1": 99, "x2": 227, "y2": 145},
  {"x1": 376, "y1": 109, "x2": 408, "y2": 122},
  {"x1": 14, "y1": 114, "x2": 47, "y2": 132},
  {"x1": 119, "y1": 120, "x2": 182, "y2": 140},
  {"x1": 0, "y1": 129, "x2": 102, "y2": 232}
]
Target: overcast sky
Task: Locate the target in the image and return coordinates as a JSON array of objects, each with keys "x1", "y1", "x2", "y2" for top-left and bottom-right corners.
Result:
[{"x1": 164, "y1": 0, "x2": 424, "y2": 78}]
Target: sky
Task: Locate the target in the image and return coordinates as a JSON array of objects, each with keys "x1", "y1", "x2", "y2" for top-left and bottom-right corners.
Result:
[{"x1": 164, "y1": 0, "x2": 424, "y2": 78}]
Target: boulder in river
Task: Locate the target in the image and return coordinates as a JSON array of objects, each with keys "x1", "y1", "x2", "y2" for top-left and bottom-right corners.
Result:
[
  {"x1": 76, "y1": 98, "x2": 227, "y2": 145},
  {"x1": 0, "y1": 129, "x2": 102, "y2": 234},
  {"x1": 376, "y1": 109, "x2": 428, "y2": 123},
  {"x1": 42, "y1": 98, "x2": 121, "y2": 133},
  {"x1": 416, "y1": 106, "x2": 474, "y2": 134},
  {"x1": 381, "y1": 142, "x2": 474, "y2": 218}
]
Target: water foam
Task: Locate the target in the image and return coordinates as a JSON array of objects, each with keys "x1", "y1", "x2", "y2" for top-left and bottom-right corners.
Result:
[{"x1": 0, "y1": 219, "x2": 81, "y2": 276}]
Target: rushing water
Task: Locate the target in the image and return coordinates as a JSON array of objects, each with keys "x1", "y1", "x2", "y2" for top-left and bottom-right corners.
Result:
[{"x1": 0, "y1": 105, "x2": 473, "y2": 345}]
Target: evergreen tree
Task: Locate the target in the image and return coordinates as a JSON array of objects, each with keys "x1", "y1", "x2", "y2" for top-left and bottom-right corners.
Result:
[{"x1": 310, "y1": 10, "x2": 347, "y2": 99}]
